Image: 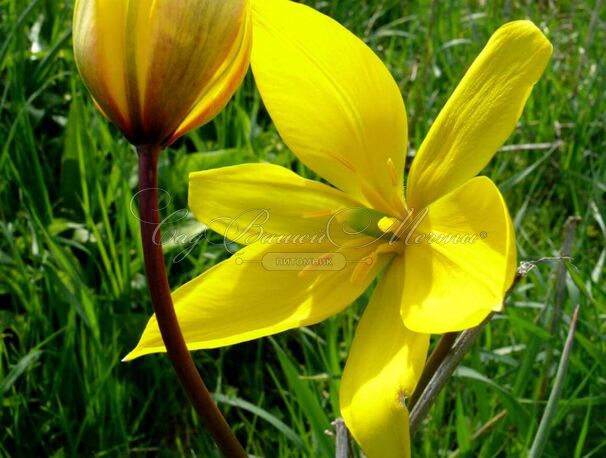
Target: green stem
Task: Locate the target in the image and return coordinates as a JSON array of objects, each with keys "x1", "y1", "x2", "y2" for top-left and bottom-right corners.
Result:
[{"x1": 137, "y1": 145, "x2": 246, "y2": 458}]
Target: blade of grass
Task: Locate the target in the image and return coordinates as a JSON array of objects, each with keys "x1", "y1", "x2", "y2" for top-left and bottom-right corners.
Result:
[
  {"x1": 528, "y1": 305, "x2": 580, "y2": 457},
  {"x1": 213, "y1": 393, "x2": 305, "y2": 450},
  {"x1": 270, "y1": 338, "x2": 333, "y2": 456},
  {"x1": 454, "y1": 392, "x2": 471, "y2": 454},
  {"x1": 1, "y1": 349, "x2": 42, "y2": 394}
]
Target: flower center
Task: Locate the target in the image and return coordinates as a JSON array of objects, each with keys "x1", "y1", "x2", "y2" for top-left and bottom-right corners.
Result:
[
  {"x1": 343, "y1": 207, "x2": 394, "y2": 239},
  {"x1": 378, "y1": 207, "x2": 424, "y2": 245}
]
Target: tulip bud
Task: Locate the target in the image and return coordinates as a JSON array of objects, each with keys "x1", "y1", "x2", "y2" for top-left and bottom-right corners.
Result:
[{"x1": 73, "y1": 0, "x2": 251, "y2": 146}]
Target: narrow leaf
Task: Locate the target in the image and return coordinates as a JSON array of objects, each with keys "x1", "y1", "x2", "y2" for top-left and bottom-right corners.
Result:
[{"x1": 528, "y1": 305, "x2": 580, "y2": 457}]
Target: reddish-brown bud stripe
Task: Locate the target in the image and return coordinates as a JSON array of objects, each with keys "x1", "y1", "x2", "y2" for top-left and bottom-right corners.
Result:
[{"x1": 166, "y1": 1, "x2": 253, "y2": 145}]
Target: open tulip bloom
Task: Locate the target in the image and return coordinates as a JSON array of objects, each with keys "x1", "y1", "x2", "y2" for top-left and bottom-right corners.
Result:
[{"x1": 127, "y1": 0, "x2": 552, "y2": 455}]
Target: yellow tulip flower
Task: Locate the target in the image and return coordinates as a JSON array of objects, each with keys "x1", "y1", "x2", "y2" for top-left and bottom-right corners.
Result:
[
  {"x1": 126, "y1": 0, "x2": 552, "y2": 456},
  {"x1": 73, "y1": 0, "x2": 251, "y2": 146}
]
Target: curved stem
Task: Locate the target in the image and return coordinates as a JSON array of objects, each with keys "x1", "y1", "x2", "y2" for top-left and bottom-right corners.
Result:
[{"x1": 137, "y1": 145, "x2": 247, "y2": 458}]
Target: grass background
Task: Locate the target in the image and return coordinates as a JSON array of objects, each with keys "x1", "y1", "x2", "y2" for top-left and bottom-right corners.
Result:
[{"x1": 1, "y1": 0, "x2": 605, "y2": 456}]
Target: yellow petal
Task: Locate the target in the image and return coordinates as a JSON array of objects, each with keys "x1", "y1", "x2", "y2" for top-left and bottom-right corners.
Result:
[
  {"x1": 188, "y1": 163, "x2": 363, "y2": 245},
  {"x1": 73, "y1": 0, "x2": 130, "y2": 135},
  {"x1": 341, "y1": 255, "x2": 430, "y2": 458},
  {"x1": 251, "y1": 0, "x2": 408, "y2": 215},
  {"x1": 407, "y1": 21, "x2": 552, "y2": 210},
  {"x1": 124, "y1": 240, "x2": 390, "y2": 360},
  {"x1": 402, "y1": 177, "x2": 517, "y2": 333}
]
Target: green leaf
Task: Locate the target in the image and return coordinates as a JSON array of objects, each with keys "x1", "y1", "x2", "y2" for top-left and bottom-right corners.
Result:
[
  {"x1": 213, "y1": 393, "x2": 305, "y2": 450},
  {"x1": 1, "y1": 349, "x2": 42, "y2": 394},
  {"x1": 528, "y1": 306, "x2": 580, "y2": 457},
  {"x1": 270, "y1": 338, "x2": 333, "y2": 456},
  {"x1": 455, "y1": 392, "x2": 471, "y2": 454}
]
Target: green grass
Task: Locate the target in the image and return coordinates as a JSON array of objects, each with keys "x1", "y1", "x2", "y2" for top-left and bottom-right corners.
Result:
[{"x1": 1, "y1": 0, "x2": 605, "y2": 456}]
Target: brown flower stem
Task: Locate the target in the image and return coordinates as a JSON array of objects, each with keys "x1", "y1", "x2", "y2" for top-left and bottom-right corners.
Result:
[{"x1": 137, "y1": 145, "x2": 247, "y2": 458}]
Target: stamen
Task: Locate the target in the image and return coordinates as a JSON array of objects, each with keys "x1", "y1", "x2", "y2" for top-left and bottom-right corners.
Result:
[
  {"x1": 394, "y1": 197, "x2": 408, "y2": 218},
  {"x1": 375, "y1": 242, "x2": 403, "y2": 256},
  {"x1": 360, "y1": 179, "x2": 392, "y2": 213},
  {"x1": 386, "y1": 157, "x2": 408, "y2": 216},
  {"x1": 350, "y1": 252, "x2": 377, "y2": 283},
  {"x1": 302, "y1": 209, "x2": 334, "y2": 219},
  {"x1": 386, "y1": 157, "x2": 399, "y2": 186},
  {"x1": 334, "y1": 154, "x2": 356, "y2": 172},
  {"x1": 298, "y1": 253, "x2": 333, "y2": 277}
]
